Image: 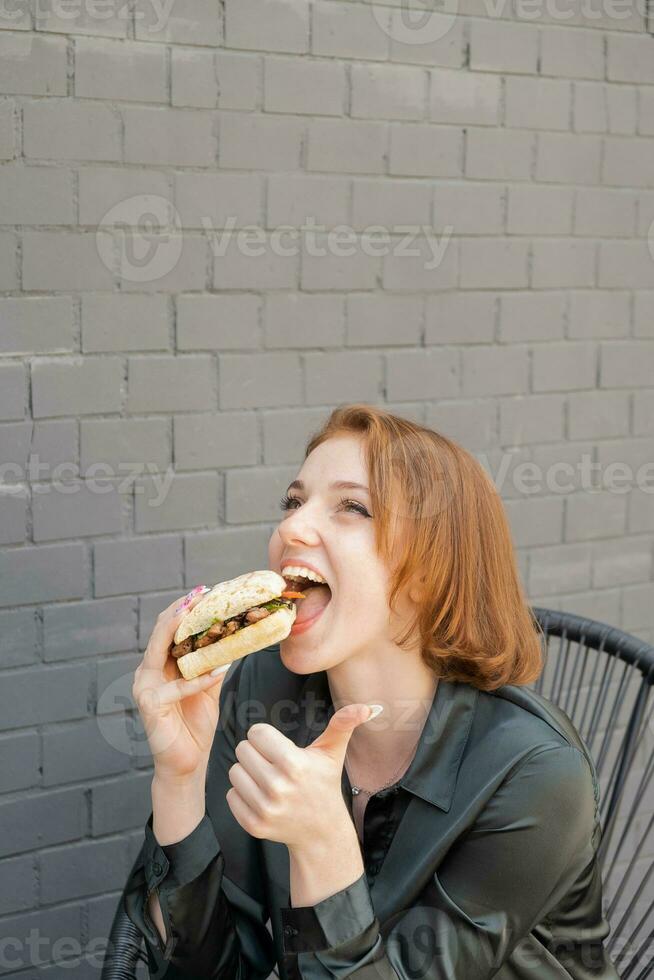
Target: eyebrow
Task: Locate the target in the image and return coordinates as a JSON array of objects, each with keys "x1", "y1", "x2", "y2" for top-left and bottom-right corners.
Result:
[{"x1": 286, "y1": 480, "x2": 370, "y2": 494}]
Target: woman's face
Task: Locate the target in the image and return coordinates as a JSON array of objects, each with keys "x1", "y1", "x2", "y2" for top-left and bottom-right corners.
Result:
[{"x1": 268, "y1": 433, "x2": 414, "y2": 673}]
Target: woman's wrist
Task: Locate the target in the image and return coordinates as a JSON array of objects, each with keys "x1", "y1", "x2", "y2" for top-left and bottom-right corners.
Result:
[{"x1": 151, "y1": 768, "x2": 208, "y2": 846}]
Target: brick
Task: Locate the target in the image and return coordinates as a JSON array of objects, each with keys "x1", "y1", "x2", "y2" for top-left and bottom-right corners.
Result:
[
  {"x1": 505, "y1": 76, "x2": 571, "y2": 131},
  {"x1": 540, "y1": 27, "x2": 605, "y2": 80},
  {"x1": 174, "y1": 412, "x2": 259, "y2": 469},
  {"x1": 312, "y1": 1, "x2": 390, "y2": 60},
  {"x1": 596, "y1": 437, "x2": 654, "y2": 475},
  {"x1": 119, "y1": 233, "x2": 208, "y2": 294},
  {"x1": 0, "y1": 543, "x2": 87, "y2": 607},
  {"x1": 0, "y1": 166, "x2": 74, "y2": 225},
  {"x1": 465, "y1": 129, "x2": 533, "y2": 180},
  {"x1": 265, "y1": 57, "x2": 346, "y2": 116},
  {"x1": 0, "y1": 485, "x2": 28, "y2": 543},
  {"x1": 74, "y1": 38, "x2": 167, "y2": 102},
  {"x1": 225, "y1": 465, "x2": 296, "y2": 523},
  {"x1": 389, "y1": 124, "x2": 462, "y2": 177},
  {"x1": 635, "y1": 293, "x2": 654, "y2": 338},
  {"x1": 308, "y1": 117, "x2": 388, "y2": 175},
  {"x1": 347, "y1": 294, "x2": 422, "y2": 347},
  {"x1": 175, "y1": 172, "x2": 262, "y2": 230},
  {"x1": 598, "y1": 241, "x2": 654, "y2": 288},
  {"x1": 40, "y1": 837, "x2": 127, "y2": 904},
  {"x1": 462, "y1": 346, "x2": 529, "y2": 397},
  {"x1": 386, "y1": 348, "x2": 459, "y2": 401},
  {"x1": 469, "y1": 19, "x2": 538, "y2": 74},
  {"x1": 0, "y1": 33, "x2": 67, "y2": 95},
  {"x1": 219, "y1": 352, "x2": 302, "y2": 409},
  {"x1": 460, "y1": 239, "x2": 528, "y2": 289},
  {"x1": 96, "y1": 652, "x2": 141, "y2": 716},
  {"x1": 43, "y1": 598, "x2": 136, "y2": 662},
  {"x1": 265, "y1": 293, "x2": 345, "y2": 348},
  {"x1": 94, "y1": 534, "x2": 182, "y2": 597},
  {"x1": 32, "y1": 357, "x2": 123, "y2": 418},
  {"x1": 607, "y1": 34, "x2": 654, "y2": 84},
  {"x1": 0, "y1": 231, "x2": 17, "y2": 290},
  {"x1": 503, "y1": 497, "x2": 564, "y2": 547},
  {"x1": 600, "y1": 341, "x2": 654, "y2": 387},
  {"x1": 433, "y1": 182, "x2": 503, "y2": 235},
  {"x1": 623, "y1": 584, "x2": 654, "y2": 630},
  {"x1": 23, "y1": 100, "x2": 121, "y2": 162},
  {"x1": 603, "y1": 137, "x2": 654, "y2": 189},
  {"x1": 574, "y1": 188, "x2": 636, "y2": 237},
  {"x1": 0, "y1": 296, "x2": 75, "y2": 358},
  {"x1": 80, "y1": 418, "x2": 170, "y2": 472},
  {"x1": 574, "y1": 82, "x2": 638, "y2": 136},
  {"x1": 138, "y1": 592, "x2": 184, "y2": 649},
  {"x1": 135, "y1": 0, "x2": 222, "y2": 44},
  {"x1": 134, "y1": 472, "x2": 220, "y2": 532},
  {"x1": 0, "y1": 362, "x2": 26, "y2": 420},
  {"x1": 382, "y1": 234, "x2": 457, "y2": 290},
  {"x1": 0, "y1": 731, "x2": 40, "y2": 793},
  {"x1": 567, "y1": 290, "x2": 630, "y2": 339},
  {"x1": 219, "y1": 113, "x2": 303, "y2": 171},
  {"x1": 0, "y1": 663, "x2": 89, "y2": 729},
  {"x1": 91, "y1": 773, "x2": 152, "y2": 836},
  {"x1": 304, "y1": 350, "x2": 382, "y2": 405},
  {"x1": 81, "y1": 293, "x2": 170, "y2": 353},
  {"x1": 77, "y1": 168, "x2": 172, "y2": 227},
  {"x1": 528, "y1": 544, "x2": 592, "y2": 597},
  {"x1": 32, "y1": 480, "x2": 124, "y2": 542},
  {"x1": 0, "y1": 906, "x2": 82, "y2": 973},
  {"x1": 0, "y1": 421, "x2": 31, "y2": 471},
  {"x1": 536, "y1": 133, "x2": 602, "y2": 184},
  {"x1": 172, "y1": 50, "x2": 259, "y2": 110},
  {"x1": 301, "y1": 233, "x2": 379, "y2": 290},
  {"x1": 499, "y1": 395, "x2": 566, "y2": 445},
  {"x1": 124, "y1": 107, "x2": 216, "y2": 167},
  {"x1": 127, "y1": 355, "x2": 216, "y2": 413},
  {"x1": 226, "y1": 0, "x2": 309, "y2": 52},
  {"x1": 507, "y1": 186, "x2": 574, "y2": 235},
  {"x1": 0, "y1": 854, "x2": 36, "y2": 915},
  {"x1": 352, "y1": 63, "x2": 427, "y2": 121},
  {"x1": 34, "y1": 0, "x2": 128, "y2": 36},
  {"x1": 629, "y1": 490, "x2": 654, "y2": 534},
  {"x1": 42, "y1": 717, "x2": 130, "y2": 787},
  {"x1": 530, "y1": 441, "x2": 595, "y2": 492},
  {"x1": 430, "y1": 68, "x2": 500, "y2": 126},
  {"x1": 388, "y1": 10, "x2": 464, "y2": 68},
  {"x1": 425, "y1": 291, "x2": 496, "y2": 344},
  {"x1": 426, "y1": 401, "x2": 496, "y2": 450},
  {"x1": 568, "y1": 391, "x2": 630, "y2": 440},
  {"x1": 634, "y1": 391, "x2": 654, "y2": 435},
  {"x1": 0, "y1": 608, "x2": 38, "y2": 668},
  {"x1": 531, "y1": 240, "x2": 596, "y2": 289},
  {"x1": 533, "y1": 342, "x2": 597, "y2": 392},
  {"x1": 499, "y1": 291, "x2": 566, "y2": 342},
  {"x1": 176, "y1": 294, "x2": 260, "y2": 350},
  {"x1": 352, "y1": 178, "x2": 432, "y2": 231},
  {"x1": 565, "y1": 491, "x2": 627, "y2": 542},
  {"x1": 184, "y1": 526, "x2": 274, "y2": 585},
  {"x1": 0, "y1": 788, "x2": 85, "y2": 858},
  {"x1": 22, "y1": 231, "x2": 115, "y2": 291},
  {"x1": 267, "y1": 174, "x2": 349, "y2": 229},
  {"x1": 262, "y1": 407, "x2": 330, "y2": 464},
  {"x1": 212, "y1": 232, "x2": 298, "y2": 290},
  {"x1": 0, "y1": 99, "x2": 16, "y2": 160}
]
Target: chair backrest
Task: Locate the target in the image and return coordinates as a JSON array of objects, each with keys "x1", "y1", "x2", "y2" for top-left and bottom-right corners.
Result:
[
  {"x1": 101, "y1": 608, "x2": 654, "y2": 980},
  {"x1": 531, "y1": 607, "x2": 654, "y2": 980}
]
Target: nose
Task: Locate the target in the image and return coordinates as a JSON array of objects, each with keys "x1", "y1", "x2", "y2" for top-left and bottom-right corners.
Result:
[{"x1": 277, "y1": 502, "x2": 321, "y2": 548}]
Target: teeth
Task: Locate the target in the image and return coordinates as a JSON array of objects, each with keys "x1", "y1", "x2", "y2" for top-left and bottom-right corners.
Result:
[{"x1": 283, "y1": 564, "x2": 327, "y2": 585}]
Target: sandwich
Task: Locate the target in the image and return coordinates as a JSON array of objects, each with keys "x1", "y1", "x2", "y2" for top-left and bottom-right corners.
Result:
[{"x1": 170, "y1": 570, "x2": 306, "y2": 680}]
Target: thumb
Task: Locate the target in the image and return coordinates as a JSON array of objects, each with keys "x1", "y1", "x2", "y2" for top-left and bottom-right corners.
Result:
[{"x1": 309, "y1": 703, "x2": 384, "y2": 764}]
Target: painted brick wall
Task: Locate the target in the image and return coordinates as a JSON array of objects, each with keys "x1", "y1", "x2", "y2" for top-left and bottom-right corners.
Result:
[{"x1": 1, "y1": 0, "x2": 654, "y2": 975}]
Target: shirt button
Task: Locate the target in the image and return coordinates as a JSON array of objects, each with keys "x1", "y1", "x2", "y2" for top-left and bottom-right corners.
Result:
[
  {"x1": 152, "y1": 861, "x2": 163, "y2": 876},
  {"x1": 283, "y1": 925, "x2": 299, "y2": 937}
]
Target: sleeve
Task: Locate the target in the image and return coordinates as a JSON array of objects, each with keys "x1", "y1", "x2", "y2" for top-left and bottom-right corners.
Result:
[
  {"x1": 122, "y1": 658, "x2": 276, "y2": 980},
  {"x1": 278, "y1": 744, "x2": 603, "y2": 979}
]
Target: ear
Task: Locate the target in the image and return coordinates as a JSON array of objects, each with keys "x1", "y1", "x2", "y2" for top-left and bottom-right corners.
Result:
[{"x1": 408, "y1": 572, "x2": 427, "y2": 605}]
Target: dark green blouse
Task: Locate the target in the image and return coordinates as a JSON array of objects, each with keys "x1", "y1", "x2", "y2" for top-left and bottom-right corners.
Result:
[{"x1": 123, "y1": 643, "x2": 621, "y2": 979}]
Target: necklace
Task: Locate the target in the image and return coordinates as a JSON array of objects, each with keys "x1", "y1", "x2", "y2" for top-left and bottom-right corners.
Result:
[{"x1": 345, "y1": 736, "x2": 420, "y2": 797}]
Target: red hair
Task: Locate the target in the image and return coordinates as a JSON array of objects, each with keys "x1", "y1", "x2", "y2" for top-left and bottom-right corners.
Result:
[{"x1": 305, "y1": 404, "x2": 543, "y2": 692}]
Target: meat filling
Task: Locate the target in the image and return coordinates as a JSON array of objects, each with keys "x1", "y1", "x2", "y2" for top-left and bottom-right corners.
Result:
[{"x1": 170, "y1": 595, "x2": 297, "y2": 658}]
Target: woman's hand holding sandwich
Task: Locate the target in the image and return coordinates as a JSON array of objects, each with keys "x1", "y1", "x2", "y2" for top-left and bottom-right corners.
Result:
[{"x1": 132, "y1": 586, "x2": 231, "y2": 787}]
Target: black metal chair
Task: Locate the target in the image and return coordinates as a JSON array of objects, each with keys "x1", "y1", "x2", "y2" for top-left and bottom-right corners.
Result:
[{"x1": 101, "y1": 608, "x2": 654, "y2": 979}]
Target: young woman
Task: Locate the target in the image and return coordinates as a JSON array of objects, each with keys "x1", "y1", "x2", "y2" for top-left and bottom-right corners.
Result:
[{"x1": 125, "y1": 404, "x2": 619, "y2": 979}]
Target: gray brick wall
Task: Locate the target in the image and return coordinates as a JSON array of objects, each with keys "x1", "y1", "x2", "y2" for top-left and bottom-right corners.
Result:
[{"x1": 1, "y1": 2, "x2": 654, "y2": 976}]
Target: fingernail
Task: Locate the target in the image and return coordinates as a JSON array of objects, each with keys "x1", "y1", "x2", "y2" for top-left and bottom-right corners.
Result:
[
  {"x1": 364, "y1": 703, "x2": 384, "y2": 722},
  {"x1": 175, "y1": 585, "x2": 208, "y2": 613},
  {"x1": 210, "y1": 664, "x2": 230, "y2": 677}
]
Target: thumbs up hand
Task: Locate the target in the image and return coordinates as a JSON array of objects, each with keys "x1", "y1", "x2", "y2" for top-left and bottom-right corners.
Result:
[{"x1": 225, "y1": 702, "x2": 383, "y2": 852}]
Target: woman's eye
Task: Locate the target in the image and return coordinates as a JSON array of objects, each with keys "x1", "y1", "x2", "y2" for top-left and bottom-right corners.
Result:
[
  {"x1": 338, "y1": 498, "x2": 372, "y2": 517},
  {"x1": 278, "y1": 495, "x2": 371, "y2": 518},
  {"x1": 279, "y1": 494, "x2": 301, "y2": 511}
]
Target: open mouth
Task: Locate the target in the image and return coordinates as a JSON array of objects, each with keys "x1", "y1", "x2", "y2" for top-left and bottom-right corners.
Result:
[{"x1": 283, "y1": 572, "x2": 332, "y2": 631}]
